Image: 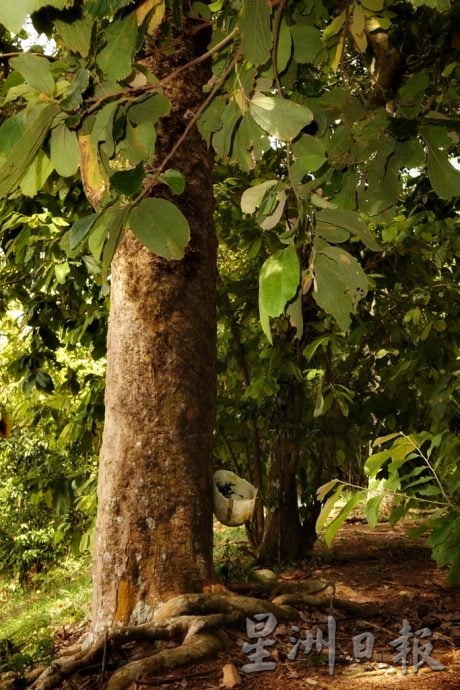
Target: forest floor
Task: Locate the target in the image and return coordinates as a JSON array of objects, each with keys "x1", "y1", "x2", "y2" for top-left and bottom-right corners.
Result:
[
  {"x1": 128, "y1": 521, "x2": 459, "y2": 690},
  {"x1": 1, "y1": 521, "x2": 459, "y2": 689}
]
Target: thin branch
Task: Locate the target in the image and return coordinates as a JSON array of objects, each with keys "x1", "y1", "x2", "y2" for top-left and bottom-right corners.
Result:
[
  {"x1": 84, "y1": 28, "x2": 239, "y2": 117},
  {"x1": 161, "y1": 27, "x2": 239, "y2": 87},
  {"x1": 136, "y1": 49, "x2": 242, "y2": 203},
  {"x1": 334, "y1": 479, "x2": 454, "y2": 510}
]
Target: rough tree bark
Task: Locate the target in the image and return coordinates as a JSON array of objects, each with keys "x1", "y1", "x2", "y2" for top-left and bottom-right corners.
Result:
[{"x1": 91, "y1": 26, "x2": 218, "y2": 635}]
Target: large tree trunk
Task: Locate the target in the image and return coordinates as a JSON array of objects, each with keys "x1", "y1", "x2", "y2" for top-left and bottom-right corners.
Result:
[{"x1": 91, "y1": 28, "x2": 217, "y2": 635}]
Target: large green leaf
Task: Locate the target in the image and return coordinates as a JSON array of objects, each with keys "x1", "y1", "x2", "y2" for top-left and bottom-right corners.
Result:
[
  {"x1": 10, "y1": 53, "x2": 54, "y2": 94},
  {"x1": 55, "y1": 17, "x2": 93, "y2": 57},
  {"x1": 316, "y1": 209, "x2": 380, "y2": 250},
  {"x1": 313, "y1": 244, "x2": 368, "y2": 331},
  {"x1": 259, "y1": 245, "x2": 300, "y2": 317},
  {"x1": 290, "y1": 24, "x2": 323, "y2": 64},
  {"x1": 250, "y1": 94, "x2": 313, "y2": 141},
  {"x1": 96, "y1": 11, "x2": 138, "y2": 82},
  {"x1": 0, "y1": 103, "x2": 60, "y2": 198},
  {"x1": 128, "y1": 198, "x2": 190, "y2": 260},
  {"x1": 0, "y1": 0, "x2": 69, "y2": 33},
  {"x1": 238, "y1": 0, "x2": 272, "y2": 66},
  {"x1": 50, "y1": 124, "x2": 80, "y2": 177},
  {"x1": 422, "y1": 129, "x2": 460, "y2": 201}
]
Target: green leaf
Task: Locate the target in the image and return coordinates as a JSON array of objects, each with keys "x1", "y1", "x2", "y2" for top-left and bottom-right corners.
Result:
[
  {"x1": 324, "y1": 492, "x2": 364, "y2": 547},
  {"x1": 55, "y1": 16, "x2": 94, "y2": 57},
  {"x1": 316, "y1": 484, "x2": 345, "y2": 533},
  {"x1": 286, "y1": 290, "x2": 303, "y2": 338},
  {"x1": 0, "y1": 113, "x2": 25, "y2": 161},
  {"x1": 241, "y1": 180, "x2": 278, "y2": 214},
  {"x1": 0, "y1": 103, "x2": 60, "y2": 198},
  {"x1": 276, "y1": 18, "x2": 292, "y2": 73},
  {"x1": 291, "y1": 134, "x2": 326, "y2": 178},
  {"x1": 88, "y1": 219, "x2": 109, "y2": 262},
  {"x1": 316, "y1": 479, "x2": 340, "y2": 503},
  {"x1": 313, "y1": 245, "x2": 368, "y2": 331},
  {"x1": 10, "y1": 53, "x2": 54, "y2": 94},
  {"x1": 60, "y1": 68, "x2": 90, "y2": 111},
  {"x1": 212, "y1": 100, "x2": 241, "y2": 158},
  {"x1": 259, "y1": 244, "x2": 300, "y2": 318},
  {"x1": 96, "y1": 11, "x2": 138, "y2": 82},
  {"x1": 159, "y1": 168, "x2": 186, "y2": 195},
  {"x1": 259, "y1": 305, "x2": 272, "y2": 344},
  {"x1": 316, "y1": 209, "x2": 380, "y2": 250},
  {"x1": 125, "y1": 120, "x2": 157, "y2": 163},
  {"x1": 250, "y1": 94, "x2": 313, "y2": 141},
  {"x1": 50, "y1": 124, "x2": 80, "y2": 177},
  {"x1": 365, "y1": 494, "x2": 385, "y2": 528},
  {"x1": 361, "y1": 0, "x2": 384, "y2": 10},
  {"x1": 364, "y1": 449, "x2": 392, "y2": 476},
  {"x1": 55, "y1": 261, "x2": 71, "y2": 285},
  {"x1": 69, "y1": 214, "x2": 99, "y2": 251},
  {"x1": 35, "y1": 370, "x2": 54, "y2": 393},
  {"x1": 127, "y1": 93, "x2": 171, "y2": 125},
  {"x1": 422, "y1": 129, "x2": 460, "y2": 201},
  {"x1": 19, "y1": 150, "x2": 53, "y2": 197},
  {"x1": 290, "y1": 24, "x2": 323, "y2": 64},
  {"x1": 0, "y1": 0, "x2": 69, "y2": 34},
  {"x1": 101, "y1": 206, "x2": 130, "y2": 276},
  {"x1": 110, "y1": 163, "x2": 144, "y2": 196},
  {"x1": 399, "y1": 71, "x2": 430, "y2": 118},
  {"x1": 373, "y1": 432, "x2": 402, "y2": 447},
  {"x1": 85, "y1": 0, "x2": 133, "y2": 17},
  {"x1": 238, "y1": 0, "x2": 272, "y2": 66},
  {"x1": 128, "y1": 198, "x2": 190, "y2": 259}
]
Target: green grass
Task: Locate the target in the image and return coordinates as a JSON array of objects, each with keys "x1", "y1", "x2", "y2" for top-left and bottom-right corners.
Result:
[
  {"x1": 0, "y1": 556, "x2": 91, "y2": 661},
  {"x1": 0, "y1": 524, "x2": 254, "y2": 667},
  {"x1": 213, "y1": 521, "x2": 256, "y2": 582}
]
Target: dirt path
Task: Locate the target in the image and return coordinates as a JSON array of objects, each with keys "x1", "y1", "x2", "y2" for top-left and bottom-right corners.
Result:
[{"x1": 136, "y1": 522, "x2": 459, "y2": 690}]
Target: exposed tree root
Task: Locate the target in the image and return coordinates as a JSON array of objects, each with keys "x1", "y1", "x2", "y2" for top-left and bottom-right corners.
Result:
[
  {"x1": 105, "y1": 631, "x2": 224, "y2": 690},
  {"x1": 24, "y1": 585, "x2": 373, "y2": 690}
]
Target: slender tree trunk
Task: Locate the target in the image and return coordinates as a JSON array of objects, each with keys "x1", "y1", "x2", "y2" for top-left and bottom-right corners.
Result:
[
  {"x1": 256, "y1": 382, "x2": 316, "y2": 563},
  {"x1": 256, "y1": 437, "x2": 306, "y2": 563},
  {"x1": 91, "y1": 27, "x2": 217, "y2": 634}
]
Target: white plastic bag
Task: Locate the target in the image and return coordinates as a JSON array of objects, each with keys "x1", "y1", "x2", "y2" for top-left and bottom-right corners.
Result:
[{"x1": 213, "y1": 469, "x2": 257, "y2": 526}]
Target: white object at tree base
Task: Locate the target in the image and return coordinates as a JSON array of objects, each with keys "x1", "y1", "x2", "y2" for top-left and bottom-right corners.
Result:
[{"x1": 213, "y1": 469, "x2": 257, "y2": 526}]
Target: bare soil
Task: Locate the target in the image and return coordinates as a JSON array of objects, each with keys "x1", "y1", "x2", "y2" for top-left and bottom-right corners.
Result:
[{"x1": 133, "y1": 521, "x2": 459, "y2": 690}]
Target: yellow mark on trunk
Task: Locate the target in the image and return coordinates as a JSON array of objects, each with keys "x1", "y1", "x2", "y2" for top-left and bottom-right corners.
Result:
[{"x1": 115, "y1": 579, "x2": 136, "y2": 624}]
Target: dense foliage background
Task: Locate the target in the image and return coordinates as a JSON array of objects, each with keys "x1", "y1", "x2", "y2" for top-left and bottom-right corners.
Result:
[{"x1": 0, "y1": 0, "x2": 459, "y2": 584}]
